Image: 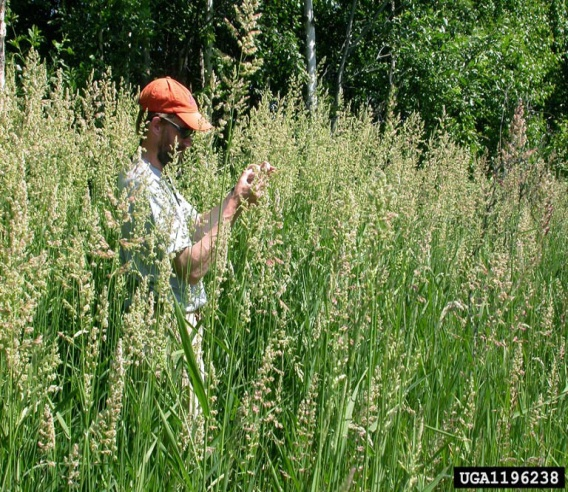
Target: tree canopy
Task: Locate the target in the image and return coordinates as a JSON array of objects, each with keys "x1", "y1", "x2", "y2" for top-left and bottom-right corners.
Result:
[{"x1": 6, "y1": 0, "x2": 568, "y2": 161}]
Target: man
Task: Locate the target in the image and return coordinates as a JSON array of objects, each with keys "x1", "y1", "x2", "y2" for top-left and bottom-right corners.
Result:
[{"x1": 118, "y1": 77, "x2": 273, "y2": 386}]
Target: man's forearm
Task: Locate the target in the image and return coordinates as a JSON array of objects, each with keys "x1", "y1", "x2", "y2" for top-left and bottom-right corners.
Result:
[
  {"x1": 175, "y1": 199, "x2": 236, "y2": 285},
  {"x1": 193, "y1": 189, "x2": 241, "y2": 241},
  {"x1": 181, "y1": 227, "x2": 217, "y2": 285}
]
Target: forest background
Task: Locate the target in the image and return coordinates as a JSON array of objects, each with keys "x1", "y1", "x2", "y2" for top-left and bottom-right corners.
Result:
[
  {"x1": 6, "y1": 0, "x2": 568, "y2": 163},
  {"x1": 1, "y1": 0, "x2": 568, "y2": 491}
]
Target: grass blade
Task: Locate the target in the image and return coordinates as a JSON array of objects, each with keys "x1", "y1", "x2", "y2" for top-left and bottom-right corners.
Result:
[{"x1": 172, "y1": 296, "x2": 210, "y2": 418}]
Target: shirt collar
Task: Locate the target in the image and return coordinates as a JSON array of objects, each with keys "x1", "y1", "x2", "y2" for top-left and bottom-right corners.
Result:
[{"x1": 142, "y1": 158, "x2": 162, "y2": 178}]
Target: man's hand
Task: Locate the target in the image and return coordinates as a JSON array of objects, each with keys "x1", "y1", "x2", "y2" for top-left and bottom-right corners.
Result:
[{"x1": 233, "y1": 161, "x2": 276, "y2": 206}]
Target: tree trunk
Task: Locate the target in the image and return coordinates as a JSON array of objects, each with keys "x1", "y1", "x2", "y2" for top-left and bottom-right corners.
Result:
[
  {"x1": 304, "y1": 0, "x2": 317, "y2": 111},
  {"x1": 332, "y1": 0, "x2": 357, "y2": 132},
  {"x1": 0, "y1": 0, "x2": 6, "y2": 92},
  {"x1": 385, "y1": 0, "x2": 397, "y2": 121},
  {"x1": 204, "y1": 0, "x2": 214, "y2": 91},
  {"x1": 98, "y1": 28, "x2": 104, "y2": 63}
]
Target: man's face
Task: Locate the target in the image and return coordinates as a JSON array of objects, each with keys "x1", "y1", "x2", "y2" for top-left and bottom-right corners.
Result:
[{"x1": 156, "y1": 115, "x2": 193, "y2": 167}]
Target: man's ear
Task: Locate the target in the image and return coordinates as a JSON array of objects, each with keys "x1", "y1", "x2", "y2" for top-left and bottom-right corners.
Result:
[{"x1": 149, "y1": 116, "x2": 163, "y2": 136}]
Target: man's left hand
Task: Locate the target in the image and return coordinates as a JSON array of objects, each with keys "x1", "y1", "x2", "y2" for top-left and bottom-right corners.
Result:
[{"x1": 234, "y1": 161, "x2": 276, "y2": 206}]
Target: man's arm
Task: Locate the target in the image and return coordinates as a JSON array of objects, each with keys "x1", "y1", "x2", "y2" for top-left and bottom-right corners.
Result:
[
  {"x1": 173, "y1": 207, "x2": 234, "y2": 285},
  {"x1": 192, "y1": 189, "x2": 239, "y2": 242},
  {"x1": 193, "y1": 161, "x2": 274, "y2": 240},
  {"x1": 173, "y1": 161, "x2": 275, "y2": 285}
]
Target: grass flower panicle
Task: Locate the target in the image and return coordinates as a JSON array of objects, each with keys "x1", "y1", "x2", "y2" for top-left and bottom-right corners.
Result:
[
  {"x1": 63, "y1": 443, "x2": 81, "y2": 488},
  {"x1": 37, "y1": 404, "x2": 56, "y2": 455},
  {"x1": 95, "y1": 339, "x2": 126, "y2": 462}
]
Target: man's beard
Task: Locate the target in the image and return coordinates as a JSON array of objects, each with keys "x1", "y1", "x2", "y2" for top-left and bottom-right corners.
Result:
[
  {"x1": 157, "y1": 146, "x2": 173, "y2": 167},
  {"x1": 157, "y1": 136, "x2": 183, "y2": 167}
]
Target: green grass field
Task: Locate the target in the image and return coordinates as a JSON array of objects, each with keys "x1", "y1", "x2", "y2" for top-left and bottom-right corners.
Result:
[{"x1": 1, "y1": 53, "x2": 567, "y2": 491}]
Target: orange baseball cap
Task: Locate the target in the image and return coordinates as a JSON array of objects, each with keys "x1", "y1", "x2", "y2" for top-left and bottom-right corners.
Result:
[{"x1": 139, "y1": 77, "x2": 213, "y2": 131}]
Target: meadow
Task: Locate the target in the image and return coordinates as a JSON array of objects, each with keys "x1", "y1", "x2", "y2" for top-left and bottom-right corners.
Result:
[{"x1": 1, "y1": 53, "x2": 567, "y2": 491}]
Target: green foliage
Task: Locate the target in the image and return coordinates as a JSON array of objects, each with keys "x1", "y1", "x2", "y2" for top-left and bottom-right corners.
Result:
[
  {"x1": 257, "y1": 0, "x2": 306, "y2": 95},
  {"x1": 57, "y1": 0, "x2": 157, "y2": 85},
  {"x1": 392, "y1": 0, "x2": 558, "y2": 154},
  {"x1": 1, "y1": 52, "x2": 568, "y2": 491},
  {"x1": 6, "y1": 0, "x2": 568, "y2": 163}
]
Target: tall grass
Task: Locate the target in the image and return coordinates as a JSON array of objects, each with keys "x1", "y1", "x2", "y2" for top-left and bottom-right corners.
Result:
[{"x1": 1, "y1": 51, "x2": 567, "y2": 491}]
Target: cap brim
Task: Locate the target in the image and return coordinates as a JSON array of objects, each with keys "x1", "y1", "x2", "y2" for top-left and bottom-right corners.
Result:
[{"x1": 179, "y1": 112, "x2": 213, "y2": 132}]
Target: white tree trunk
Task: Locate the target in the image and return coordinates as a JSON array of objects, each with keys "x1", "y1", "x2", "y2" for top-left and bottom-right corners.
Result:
[
  {"x1": 0, "y1": 0, "x2": 6, "y2": 92},
  {"x1": 204, "y1": 0, "x2": 213, "y2": 90},
  {"x1": 332, "y1": 0, "x2": 357, "y2": 131},
  {"x1": 304, "y1": 0, "x2": 317, "y2": 111}
]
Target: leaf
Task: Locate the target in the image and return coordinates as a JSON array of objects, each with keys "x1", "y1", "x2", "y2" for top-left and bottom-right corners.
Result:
[
  {"x1": 172, "y1": 296, "x2": 210, "y2": 418},
  {"x1": 512, "y1": 384, "x2": 568, "y2": 419},
  {"x1": 55, "y1": 411, "x2": 70, "y2": 440},
  {"x1": 335, "y1": 369, "x2": 368, "y2": 453},
  {"x1": 143, "y1": 436, "x2": 158, "y2": 465},
  {"x1": 157, "y1": 403, "x2": 195, "y2": 490},
  {"x1": 423, "y1": 466, "x2": 451, "y2": 492}
]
